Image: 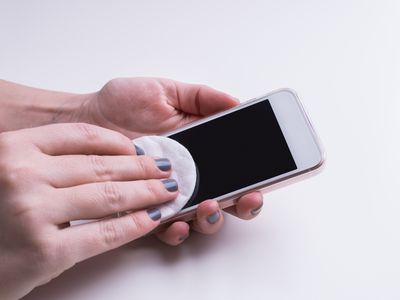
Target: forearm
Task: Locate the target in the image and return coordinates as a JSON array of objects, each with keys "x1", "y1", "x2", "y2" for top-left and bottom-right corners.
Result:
[{"x1": 0, "y1": 80, "x2": 90, "y2": 132}]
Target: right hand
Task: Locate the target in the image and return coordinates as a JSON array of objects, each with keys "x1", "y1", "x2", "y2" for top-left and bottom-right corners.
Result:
[{"x1": 0, "y1": 123, "x2": 177, "y2": 299}]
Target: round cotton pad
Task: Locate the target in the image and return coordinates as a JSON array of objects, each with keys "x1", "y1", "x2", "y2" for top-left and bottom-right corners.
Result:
[{"x1": 132, "y1": 136, "x2": 198, "y2": 221}]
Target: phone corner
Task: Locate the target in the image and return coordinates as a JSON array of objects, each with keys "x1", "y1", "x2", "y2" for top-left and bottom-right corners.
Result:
[
  {"x1": 273, "y1": 88, "x2": 300, "y2": 99},
  {"x1": 310, "y1": 150, "x2": 327, "y2": 175}
]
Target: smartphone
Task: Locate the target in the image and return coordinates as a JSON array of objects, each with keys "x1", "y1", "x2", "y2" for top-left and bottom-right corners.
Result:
[{"x1": 161, "y1": 89, "x2": 324, "y2": 225}]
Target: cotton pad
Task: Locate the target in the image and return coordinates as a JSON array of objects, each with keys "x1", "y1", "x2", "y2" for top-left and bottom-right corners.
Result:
[{"x1": 132, "y1": 136, "x2": 198, "y2": 221}]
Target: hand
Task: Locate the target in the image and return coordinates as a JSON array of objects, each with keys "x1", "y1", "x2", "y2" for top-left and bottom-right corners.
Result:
[
  {"x1": 77, "y1": 78, "x2": 264, "y2": 245},
  {"x1": 0, "y1": 123, "x2": 177, "y2": 299}
]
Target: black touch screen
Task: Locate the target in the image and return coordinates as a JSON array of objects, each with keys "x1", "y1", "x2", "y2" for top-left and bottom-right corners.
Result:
[{"x1": 169, "y1": 99, "x2": 297, "y2": 208}]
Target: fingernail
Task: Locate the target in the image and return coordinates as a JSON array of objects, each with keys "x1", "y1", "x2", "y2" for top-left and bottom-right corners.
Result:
[
  {"x1": 147, "y1": 207, "x2": 161, "y2": 221},
  {"x1": 207, "y1": 211, "x2": 220, "y2": 224},
  {"x1": 162, "y1": 179, "x2": 178, "y2": 192},
  {"x1": 155, "y1": 158, "x2": 171, "y2": 171},
  {"x1": 178, "y1": 234, "x2": 189, "y2": 242},
  {"x1": 134, "y1": 144, "x2": 145, "y2": 156},
  {"x1": 251, "y1": 203, "x2": 263, "y2": 216}
]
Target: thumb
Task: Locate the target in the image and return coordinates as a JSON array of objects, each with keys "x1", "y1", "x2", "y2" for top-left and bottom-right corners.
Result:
[{"x1": 172, "y1": 81, "x2": 239, "y2": 116}]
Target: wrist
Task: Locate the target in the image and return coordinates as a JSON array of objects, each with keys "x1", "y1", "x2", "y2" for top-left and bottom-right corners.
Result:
[
  {"x1": 0, "y1": 80, "x2": 92, "y2": 132},
  {"x1": 51, "y1": 92, "x2": 94, "y2": 125}
]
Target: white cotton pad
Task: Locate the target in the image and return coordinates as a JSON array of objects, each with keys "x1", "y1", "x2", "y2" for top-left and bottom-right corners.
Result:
[{"x1": 132, "y1": 136, "x2": 198, "y2": 221}]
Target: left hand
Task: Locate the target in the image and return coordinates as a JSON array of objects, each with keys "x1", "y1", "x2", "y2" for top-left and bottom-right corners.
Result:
[{"x1": 77, "y1": 77, "x2": 264, "y2": 245}]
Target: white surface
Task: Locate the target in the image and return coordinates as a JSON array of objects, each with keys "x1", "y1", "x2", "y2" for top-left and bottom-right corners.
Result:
[
  {"x1": 133, "y1": 136, "x2": 197, "y2": 220},
  {"x1": 1, "y1": 0, "x2": 399, "y2": 299}
]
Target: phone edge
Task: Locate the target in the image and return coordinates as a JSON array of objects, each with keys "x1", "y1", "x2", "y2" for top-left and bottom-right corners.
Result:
[{"x1": 151, "y1": 88, "x2": 325, "y2": 233}]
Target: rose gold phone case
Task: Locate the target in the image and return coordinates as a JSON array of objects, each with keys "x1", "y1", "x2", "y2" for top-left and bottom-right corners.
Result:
[{"x1": 155, "y1": 88, "x2": 325, "y2": 231}]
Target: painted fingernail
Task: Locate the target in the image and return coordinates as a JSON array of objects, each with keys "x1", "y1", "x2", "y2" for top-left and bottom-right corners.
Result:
[
  {"x1": 162, "y1": 179, "x2": 178, "y2": 192},
  {"x1": 147, "y1": 207, "x2": 161, "y2": 221},
  {"x1": 155, "y1": 158, "x2": 171, "y2": 171},
  {"x1": 134, "y1": 144, "x2": 145, "y2": 156},
  {"x1": 178, "y1": 234, "x2": 189, "y2": 242},
  {"x1": 207, "y1": 211, "x2": 220, "y2": 224},
  {"x1": 251, "y1": 203, "x2": 263, "y2": 216}
]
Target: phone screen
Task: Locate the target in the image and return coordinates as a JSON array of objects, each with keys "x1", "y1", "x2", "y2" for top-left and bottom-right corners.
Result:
[{"x1": 169, "y1": 99, "x2": 297, "y2": 208}]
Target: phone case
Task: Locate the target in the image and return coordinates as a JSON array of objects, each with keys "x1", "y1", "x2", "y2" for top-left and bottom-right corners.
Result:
[{"x1": 152, "y1": 88, "x2": 325, "y2": 233}]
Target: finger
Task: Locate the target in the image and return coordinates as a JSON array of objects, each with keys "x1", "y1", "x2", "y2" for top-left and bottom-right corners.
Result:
[
  {"x1": 53, "y1": 179, "x2": 179, "y2": 222},
  {"x1": 156, "y1": 221, "x2": 190, "y2": 246},
  {"x1": 62, "y1": 208, "x2": 161, "y2": 263},
  {"x1": 170, "y1": 80, "x2": 239, "y2": 116},
  {"x1": 191, "y1": 200, "x2": 224, "y2": 235},
  {"x1": 224, "y1": 191, "x2": 264, "y2": 220},
  {"x1": 46, "y1": 155, "x2": 171, "y2": 187},
  {"x1": 22, "y1": 123, "x2": 136, "y2": 156}
]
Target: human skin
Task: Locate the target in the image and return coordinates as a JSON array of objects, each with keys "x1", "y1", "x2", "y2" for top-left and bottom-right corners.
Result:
[
  {"x1": 0, "y1": 123, "x2": 181, "y2": 299},
  {"x1": 0, "y1": 78, "x2": 263, "y2": 298},
  {"x1": 0, "y1": 78, "x2": 263, "y2": 242}
]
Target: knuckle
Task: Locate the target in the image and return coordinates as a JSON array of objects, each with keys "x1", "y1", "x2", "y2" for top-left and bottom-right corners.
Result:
[
  {"x1": 33, "y1": 238, "x2": 55, "y2": 262},
  {"x1": 117, "y1": 134, "x2": 132, "y2": 149},
  {"x1": 128, "y1": 213, "x2": 147, "y2": 234},
  {"x1": 99, "y1": 219, "x2": 124, "y2": 248},
  {"x1": 12, "y1": 199, "x2": 41, "y2": 223},
  {"x1": 74, "y1": 123, "x2": 100, "y2": 142},
  {"x1": 31, "y1": 237, "x2": 70, "y2": 272},
  {"x1": 134, "y1": 156, "x2": 154, "y2": 177},
  {"x1": 0, "y1": 160, "x2": 36, "y2": 188},
  {"x1": 143, "y1": 180, "x2": 160, "y2": 200},
  {"x1": 0, "y1": 132, "x2": 20, "y2": 159},
  {"x1": 4, "y1": 204, "x2": 45, "y2": 249},
  {"x1": 100, "y1": 181, "x2": 124, "y2": 211},
  {"x1": 74, "y1": 123, "x2": 132, "y2": 152},
  {"x1": 90, "y1": 155, "x2": 111, "y2": 180},
  {"x1": 0, "y1": 131, "x2": 17, "y2": 148},
  {"x1": 142, "y1": 179, "x2": 173, "y2": 204}
]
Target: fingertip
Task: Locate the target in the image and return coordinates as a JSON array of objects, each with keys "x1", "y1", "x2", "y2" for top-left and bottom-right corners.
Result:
[
  {"x1": 192, "y1": 200, "x2": 224, "y2": 235},
  {"x1": 174, "y1": 81, "x2": 239, "y2": 117},
  {"x1": 156, "y1": 221, "x2": 190, "y2": 246},
  {"x1": 250, "y1": 202, "x2": 263, "y2": 217},
  {"x1": 198, "y1": 199, "x2": 220, "y2": 212},
  {"x1": 147, "y1": 207, "x2": 162, "y2": 222},
  {"x1": 128, "y1": 209, "x2": 162, "y2": 236},
  {"x1": 234, "y1": 192, "x2": 264, "y2": 220},
  {"x1": 231, "y1": 96, "x2": 241, "y2": 105},
  {"x1": 204, "y1": 88, "x2": 239, "y2": 115}
]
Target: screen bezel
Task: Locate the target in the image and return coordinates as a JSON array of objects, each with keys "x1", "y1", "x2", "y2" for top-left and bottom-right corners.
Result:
[{"x1": 163, "y1": 88, "x2": 324, "y2": 216}]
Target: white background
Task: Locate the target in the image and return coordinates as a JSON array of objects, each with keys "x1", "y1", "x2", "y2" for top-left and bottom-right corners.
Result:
[{"x1": 1, "y1": 1, "x2": 400, "y2": 299}]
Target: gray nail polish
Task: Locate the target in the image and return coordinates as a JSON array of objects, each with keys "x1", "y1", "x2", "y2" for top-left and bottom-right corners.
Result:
[
  {"x1": 155, "y1": 158, "x2": 171, "y2": 171},
  {"x1": 134, "y1": 144, "x2": 145, "y2": 156},
  {"x1": 178, "y1": 234, "x2": 189, "y2": 242},
  {"x1": 162, "y1": 179, "x2": 178, "y2": 192},
  {"x1": 207, "y1": 211, "x2": 220, "y2": 224},
  {"x1": 147, "y1": 207, "x2": 161, "y2": 221},
  {"x1": 251, "y1": 203, "x2": 263, "y2": 216}
]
